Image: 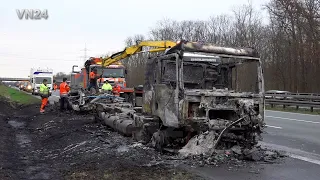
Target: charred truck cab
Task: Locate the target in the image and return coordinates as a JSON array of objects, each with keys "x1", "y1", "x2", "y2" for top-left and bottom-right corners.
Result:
[{"x1": 133, "y1": 41, "x2": 265, "y2": 151}]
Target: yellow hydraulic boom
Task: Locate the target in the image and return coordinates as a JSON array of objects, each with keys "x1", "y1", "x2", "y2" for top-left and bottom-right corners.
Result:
[{"x1": 101, "y1": 40, "x2": 177, "y2": 67}]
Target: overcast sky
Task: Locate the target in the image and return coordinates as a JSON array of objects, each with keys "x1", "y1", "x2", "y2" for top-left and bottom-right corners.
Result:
[{"x1": 0, "y1": 0, "x2": 269, "y2": 78}]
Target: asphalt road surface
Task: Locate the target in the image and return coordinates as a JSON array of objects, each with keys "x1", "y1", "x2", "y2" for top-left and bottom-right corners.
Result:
[
  {"x1": 48, "y1": 90, "x2": 60, "y2": 103},
  {"x1": 262, "y1": 110, "x2": 320, "y2": 165},
  {"x1": 32, "y1": 90, "x2": 320, "y2": 179}
]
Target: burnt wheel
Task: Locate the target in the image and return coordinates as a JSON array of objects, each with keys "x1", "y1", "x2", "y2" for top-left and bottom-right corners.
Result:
[{"x1": 151, "y1": 130, "x2": 165, "y2": 152}]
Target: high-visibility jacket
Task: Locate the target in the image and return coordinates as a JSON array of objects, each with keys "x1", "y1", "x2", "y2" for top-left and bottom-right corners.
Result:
[
  {"x1": 102, "y1": 83, "x2": 112, "y2": 91},
  {"x1": 60, "y1": 82, "x2": 70, "y2": 96},
  {"x1": 39, "y1": 83, "x2": 49, "y2": 97}
]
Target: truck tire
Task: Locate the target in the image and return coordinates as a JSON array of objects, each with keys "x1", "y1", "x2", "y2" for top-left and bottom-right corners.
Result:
[{"x1": 151, "y1": 130, "x2": 165, "y2": 153}]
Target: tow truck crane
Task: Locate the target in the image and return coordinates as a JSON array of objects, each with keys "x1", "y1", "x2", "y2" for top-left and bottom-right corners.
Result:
[
  {"x1": 70, "y1": 40, "x2": 177, "y2": 102},
  {"x1": 101, "y1": 40, "x2": 177, "y2": 66}
]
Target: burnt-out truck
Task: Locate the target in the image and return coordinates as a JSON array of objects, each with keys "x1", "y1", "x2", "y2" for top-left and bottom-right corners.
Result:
[{"x1": 78, "y1": 40, "x2": 265, "y2": 153}]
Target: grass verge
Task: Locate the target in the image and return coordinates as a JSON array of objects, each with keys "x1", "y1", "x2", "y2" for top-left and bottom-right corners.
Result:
[
  {"x1": 265, "y1": 105, "x2": 320, "y2": 115},
  {"x1": 0, "y1": 84, "x2": 40, "y2": 105}
]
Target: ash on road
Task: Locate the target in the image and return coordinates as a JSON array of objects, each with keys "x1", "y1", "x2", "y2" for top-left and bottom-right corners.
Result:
[{"x1": 0, "y1": 100, "x2": 199, "y2": 180}]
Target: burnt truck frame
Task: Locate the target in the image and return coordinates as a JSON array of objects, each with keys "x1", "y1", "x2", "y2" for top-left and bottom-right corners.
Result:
[{"x1": 132, "y1": 41, "x2": 265, "y2": 151}]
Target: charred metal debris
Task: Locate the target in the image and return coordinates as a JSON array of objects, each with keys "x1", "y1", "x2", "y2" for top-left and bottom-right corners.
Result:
[{"x1": 67, "y1": 41, "x2": 267, "y2": 160}]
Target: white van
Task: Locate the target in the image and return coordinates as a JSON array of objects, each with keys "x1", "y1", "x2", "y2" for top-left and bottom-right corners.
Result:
[{"x1": 30, "y1": 68, "x2": 53, "y2": 95}]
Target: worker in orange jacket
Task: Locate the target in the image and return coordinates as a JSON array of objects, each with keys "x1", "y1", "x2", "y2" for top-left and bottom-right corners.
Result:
[
  {"x1": 53, "y1": 80, "x2": 58, "y2": 91},
  {"x1": 112, "y1": 82, "x2": 121, "y2": 96},
  {"x1": 88, "y1": 68, "x2": 101, "y2": 93},
  {"x1": 59, "y1": 77, "x2": 70, "y2": 111}
]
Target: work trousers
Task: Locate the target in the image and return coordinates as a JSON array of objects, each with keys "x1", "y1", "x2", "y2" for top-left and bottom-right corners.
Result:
[
  {"x1": 88, "y1": 83, "x2": 98, "y2": 91},
  {"x1": 40, "y1": 97, "x2": 48, "y2": 111},
  {"x1": 60, "y1": 96, "x2": 68, "y2": 111}
]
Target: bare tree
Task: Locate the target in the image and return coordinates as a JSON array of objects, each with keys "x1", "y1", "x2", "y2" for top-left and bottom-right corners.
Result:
[
  {"x1": 121, "y1": 0, "x2": 320, "y2": 93},
  {"x1": 121, "y1": 34, "x2": 149, "y2": 87},
  {"x1": 266, "y1": 0, "x2": 320, "y2": 92}
]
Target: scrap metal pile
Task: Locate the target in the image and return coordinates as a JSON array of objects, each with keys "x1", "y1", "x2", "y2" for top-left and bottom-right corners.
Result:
[
  {"x1": 67, "y1": 41, "x2": 266, "y2": 159},
  {"x1": 68, "y1": 89, "x2": 126, "y2": 112},
  {"x1": 177, "y1": 89, "x2": 265, "y2": 157}
]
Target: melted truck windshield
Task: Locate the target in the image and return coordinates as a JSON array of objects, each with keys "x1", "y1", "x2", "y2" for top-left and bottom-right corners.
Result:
[
  {"x1": 161, "y1": 54, "x2": 261, "y2": 93},
  {"x1": 96, "y1": 68, "x2": 124, "y2": 78}
]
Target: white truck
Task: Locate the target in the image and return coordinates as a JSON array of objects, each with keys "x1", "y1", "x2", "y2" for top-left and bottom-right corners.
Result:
[{"x1": 30, "y1": 68, "x2": 53, "y2": 95}]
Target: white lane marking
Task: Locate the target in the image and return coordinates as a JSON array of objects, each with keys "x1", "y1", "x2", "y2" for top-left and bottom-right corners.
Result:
[
  {"x1": 265, "y1": 125, "x2": 282, "y2": 129},
  {"x1": 290, "y1": 154, "x2": 320, "y2": 166},
  {"x1": 266, "y1": 110, "x2": 320, "y2": 117},
  {"x1": 266, "y1": 115, "x2": 320, "y2": 124},
  {"x1": 259, "y1": 141, "x2": 320, "y2": 166}
]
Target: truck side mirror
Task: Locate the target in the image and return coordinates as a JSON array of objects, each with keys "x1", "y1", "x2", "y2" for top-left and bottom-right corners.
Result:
[
  {"x1": 72, "y1": 65, "x2": 81, "y2": 73},
  {"x1": 125, "y1": 70, "x2": 128, "y2": 74},
  {"x1": 72, "y1": 65, "x2": 77, "y2": 73}
]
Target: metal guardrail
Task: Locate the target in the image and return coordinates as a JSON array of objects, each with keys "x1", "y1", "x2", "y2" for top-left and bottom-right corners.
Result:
[
  {"x1": 0, "y1": 77, "x2": 29, "y2": 81},
  {"x1": 264, "y1": 92, "x2": 320, "y2": 112}
]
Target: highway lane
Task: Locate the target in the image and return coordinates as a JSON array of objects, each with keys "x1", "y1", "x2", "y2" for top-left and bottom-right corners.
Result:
[
  {"x1": 183, "y1": 157, "x2": 320, "y2": 180},
  {"x1": 49, "y1": 90, "x2": 60, "y2": 103},
  {"x1": 266, "y1": 110, "x2": 320, "y2": 123},
  {"x1": 262, "y1": 110, "x2": 320, "y2": 164}
]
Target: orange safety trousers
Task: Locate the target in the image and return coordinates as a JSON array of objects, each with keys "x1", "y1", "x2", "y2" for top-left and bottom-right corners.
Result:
[{"x1": 40, "y1": 97, "x2": 48, "y2": 111}]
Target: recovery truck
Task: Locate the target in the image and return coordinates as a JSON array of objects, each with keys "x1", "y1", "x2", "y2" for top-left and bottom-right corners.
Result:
[
  {"x1": 70, "y1": 41, "x2": 177, "y2": 102},
  {"x1": 70, "y1": 57, "x2": 134, "y2": 100},
  {"x1": 69, "y1": 40, "x2": 265, "y2": 153}
]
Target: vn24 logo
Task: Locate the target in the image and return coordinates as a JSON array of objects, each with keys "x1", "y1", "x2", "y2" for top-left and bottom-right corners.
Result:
[{"x1": 16, "y1": 9, "x2": 49, "y2": 20}]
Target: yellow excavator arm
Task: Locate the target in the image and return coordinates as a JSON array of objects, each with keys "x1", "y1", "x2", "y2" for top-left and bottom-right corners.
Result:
[{"x1": 101, "y1": 40, "x2": 177, "y2": 67}]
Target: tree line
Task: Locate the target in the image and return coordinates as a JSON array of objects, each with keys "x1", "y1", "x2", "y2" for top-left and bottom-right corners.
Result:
[
  {"x1": 122, "y1": 0, "x2": 320, "y2": 93},
  {"x1": 54, "y1": 72, "x2": 70, "y2": 81}
]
